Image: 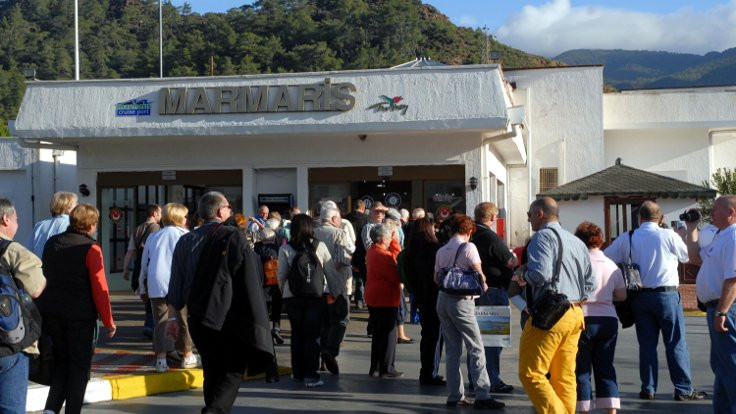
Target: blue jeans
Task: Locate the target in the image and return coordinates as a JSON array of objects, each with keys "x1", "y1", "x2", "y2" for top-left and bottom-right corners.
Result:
[
  {"x1": 0, "y1": 352, "x2": 29, "y2": 413},
  {"x1": 436, "y1": 292, "x2": 491, "y2": 403},
  {"x1": 631, "y1": 290, "x2": 693, "y2": 395},
  {"x1": 707, "y1": 303, "x2": 736, "y2": 414},
  {"x1": 467, "y1": 288, "x2": 508, "y2": 386},
  {"x1": 576, "y1": 316, "x2": 620, "y2": 411}
]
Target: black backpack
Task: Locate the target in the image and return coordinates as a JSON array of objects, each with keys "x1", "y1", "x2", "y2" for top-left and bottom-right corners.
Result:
[
  {"x1": 0, "y1": 240, "x2": 42, "y2": 357},
  {"x1": 287, "y1": 240, "x2": 324, "y2": 298}
]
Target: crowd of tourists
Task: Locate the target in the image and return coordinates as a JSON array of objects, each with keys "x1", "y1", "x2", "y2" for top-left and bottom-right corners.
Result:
[{"x1": 0, "y1": 190, "x2": 734, "y2": 414}]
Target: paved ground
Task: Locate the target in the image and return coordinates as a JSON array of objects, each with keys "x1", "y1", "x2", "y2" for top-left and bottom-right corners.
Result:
[{"x1": 34, "y1": 294, "x2": 716, "y2": 413}]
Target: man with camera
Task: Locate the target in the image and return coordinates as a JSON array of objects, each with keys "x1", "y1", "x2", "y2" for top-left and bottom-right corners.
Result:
[
  {"x1": 604, "y1": 201, "x2": 705, "y2": 401},
  {"x1": 683, "y1": 196, "x2": 736, "y2": 413}
]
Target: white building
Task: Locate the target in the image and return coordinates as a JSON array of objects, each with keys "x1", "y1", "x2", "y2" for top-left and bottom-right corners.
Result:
[{"x1": 10, "y1": 63, "x2": 733, "y2": 291}]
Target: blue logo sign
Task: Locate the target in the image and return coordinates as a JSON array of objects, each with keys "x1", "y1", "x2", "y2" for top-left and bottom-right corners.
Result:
[{"x1": 116, "y1": 99, "x2": 152, "y2": 116}]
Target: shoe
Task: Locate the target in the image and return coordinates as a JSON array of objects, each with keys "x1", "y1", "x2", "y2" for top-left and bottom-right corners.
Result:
[
  {"x1": 474, "y1": 398, "x2": 505, "y2": 409},
  {"x1": 674, "y1": 390, "x2": 707, "y2": 401},
  {"x1": 380, "y1": 370, "x2": 404, "y2": 378},
  {"x1": 272, "y1": 329, "x2": 285, "y2": 345},
  {"x1": 321, "y1": 352, "x2": 339, "y2": 375},
  {"x1": 420, "y1": 376, "x2": 446, "y2": 386},
  {"x1": 639, "y1": 391, "x2": 655, "y2": 400},
  {"x1": 155, "y1": 358, "x2": 168, "y2": 373},
  {"x1": 446, "y1": 399, "x2": 473, "y2": 407},
  {"x1": 181, "y1": 354, "x2": 198, "y2": 369},
  {"x1": 319, "y1": 362, "x2": 327, "y2": 372},
  {"x1": 489, "y1": 381, "x2": 514, "y2": 394},
  {"x1": 305, "y1": 378, "x2": 324, "y2": 388},
  {"x1": 397, "y1": 337, "x2": 414, "y2": 344},
  {"x1": 357, "y1": 301, "x2": 365, "y2": 310}
]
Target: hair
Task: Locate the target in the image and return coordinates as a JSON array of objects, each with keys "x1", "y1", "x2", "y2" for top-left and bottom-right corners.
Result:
[
  {"x1": 323, "y1": 207, "x2": 340, "y2": 221},
  {"x1": 234, "y1": 213, "x2": 247, "y2": 228},
  {"x1": 288, "y1": 206, "x2": 301, "y2": 219},
  {"x1": 258, "y1": 204, "x2": 269, "y2": 213},
  {"x1": 265, "y1": 218, "x2": 280, "y2": 231},
  {"x1": 400, "y1": 208, "x2": 410, "y2": 220},
  {"x1": 407, "y1": 217, "x2": 438, "y2": 247},
  {"x1": 162, "y1": 203, "x2": 188, "y2": 227},
  {"x1": 289, "y1": 214, "x2": 315, "y2": 248},
  {"x1": 69, "y1": 204, "x2": 99, "y2": 234},
  {"x1": 530, "y1": 196, "x2": 559, "y2": 219},
  {"x1": 411, "y1": 207, "x2": 425, "y2": 220},
  {"x1": 269, "y1": 211, "x2": 282, "y2": 221},
  {"x1": 451, "y1": 214, "x2": 476, "y2": 236},
  {"x1": 0, "y1": 199, "x2": 15, "y2": 220},
  {"x1": 639, "y1": 200, "x2": 662, "y2": 222},
  {"x1": 354, "y1": 199, "x2": 365, "y2": 210},
  {"x1": 198, "y1": 191, "x2": 226, "y2": 220},
  {"x1": 50, "y1": 191, "x2": 78, "y2": 216},
  {"x1": 574, "y1": 221, "x2": 604, "y2": 249},
  {"x1": 369, "y1": 223, "x2": 391, "y2": 244},
  {"x1": 146, "y1": 204, "x2": 161, "y2": 218},
  {"x1": 260, "y1": 228, "x2": 276, "y2": 243},
  {"x1": 474, "y1": 202, "x2": 498, "y2": 222}
]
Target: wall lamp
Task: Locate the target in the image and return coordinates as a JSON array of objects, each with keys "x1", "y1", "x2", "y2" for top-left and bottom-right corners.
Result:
[{"x1": 469, "y1": 176, "x2": 478, "y2": 190}]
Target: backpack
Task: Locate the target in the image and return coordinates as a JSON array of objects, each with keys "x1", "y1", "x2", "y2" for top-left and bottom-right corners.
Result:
[
  {"x1": 262, "y1": 258, "x2": 279, "y2": 287},
  {"x1": 287, "y1": 240, "x2": 324, "y2": 298},
  {"x1": 0, "y1": 240, "x2": 42, "y2": 356}
]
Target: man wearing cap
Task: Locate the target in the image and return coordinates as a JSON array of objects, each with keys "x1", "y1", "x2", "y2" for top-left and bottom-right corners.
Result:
[
  {"x1": 684, "y1": 196, "x2": 736, "y2": 413},
  {"x1": 361, "y1": 202, "x2": 388, "y2": 251}
]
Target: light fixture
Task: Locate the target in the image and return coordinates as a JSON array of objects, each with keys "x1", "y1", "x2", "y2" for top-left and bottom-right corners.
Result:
[
  {"x1": 469, "y1": 176, "x2": 478, "y2": 190},
  {"x1": 79, "y1": 184, "x2": 90, "y2": 197}
]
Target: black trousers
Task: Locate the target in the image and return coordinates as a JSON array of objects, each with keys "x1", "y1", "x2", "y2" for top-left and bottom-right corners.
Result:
[
  {"x1": 189, "y1": 319, "x2": 249, "y2": 414},
  {"x1": 368, "y1": 306, "x2": 398, "y2": 375},
  {"x1": 417, "y1": 301, "x2": 442, "y2": 380},
  {"x1": 43, "y1": 315, "x2": 96, "y2": 414}
]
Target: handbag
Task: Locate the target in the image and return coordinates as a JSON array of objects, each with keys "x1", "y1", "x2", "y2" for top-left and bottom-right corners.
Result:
[
  {"x1": 529, "y1": 228, "x2": 571, "y2": 330},
  {"x1": 614, "y1": 230, "x2": 641, "y2": 328},
  {"x1": 438, "y1": 243, "x2": 484, "y2": 296}
]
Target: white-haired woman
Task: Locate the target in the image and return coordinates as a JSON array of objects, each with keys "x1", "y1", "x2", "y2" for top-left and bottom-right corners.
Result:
[{"x1": 140, "y1": 203, "x2": 196, "y2": 372}]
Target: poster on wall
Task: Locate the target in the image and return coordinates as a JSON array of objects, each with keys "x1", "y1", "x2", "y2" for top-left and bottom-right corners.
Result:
[{"x1": 475, "y1": 306, "x2": 511, "y2": 348}]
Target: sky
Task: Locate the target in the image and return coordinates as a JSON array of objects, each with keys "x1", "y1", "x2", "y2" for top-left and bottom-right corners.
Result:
[{"x1": 169, "y1": 0, "x2": 736, "y2": 57}]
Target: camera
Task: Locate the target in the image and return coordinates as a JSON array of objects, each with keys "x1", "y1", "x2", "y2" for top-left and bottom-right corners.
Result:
[{"x1": 679, "y1": 209, "x2": 700, "y2": 222}]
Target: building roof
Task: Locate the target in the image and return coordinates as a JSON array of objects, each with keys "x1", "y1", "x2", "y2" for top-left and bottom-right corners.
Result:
[
  {"x1": 391, "y1": 57, "x2": 447, "y2": 68},
  {"x1": 538, "y1": 158, "x2": 717, "y2": 201}
]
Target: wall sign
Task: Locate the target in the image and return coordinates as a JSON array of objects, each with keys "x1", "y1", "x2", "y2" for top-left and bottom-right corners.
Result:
[
  {"x1": 377, "y1": 166, "x2": 393, "y2": 177},
  {"x1": 162, "y1": 170, "x2": 176, "y2": 180},
  {"x1": 115, "y1": 99, "x2": 152, "y2": 116},
  {"x1": 159, "y1": 78, "x2": 356, "y2": 115},
  {"x1": 368, "y1": 95, "x2": 408, "y2": 115}
]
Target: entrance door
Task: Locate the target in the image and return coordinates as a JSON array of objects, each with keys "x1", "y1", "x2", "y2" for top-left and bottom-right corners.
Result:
[{"x1": 604, "y1": 196, "x2": 652, "y2": 245}]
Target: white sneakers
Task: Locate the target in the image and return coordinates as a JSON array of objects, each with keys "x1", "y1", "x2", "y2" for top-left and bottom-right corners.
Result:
[
  {"x1": 304, "y1": 378, "x2": 324, "y2": 388},
  {"x1": 155, "y1": 358, "x2": 168, "y2": 373},
  {"x1": 181, "y1": 354, "x2": 199, "y2": 369}
]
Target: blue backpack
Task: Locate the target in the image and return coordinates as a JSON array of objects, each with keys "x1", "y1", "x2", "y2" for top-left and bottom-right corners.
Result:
[{"x1": 0, "y1": 240, "x2": 42, "y2": 356}]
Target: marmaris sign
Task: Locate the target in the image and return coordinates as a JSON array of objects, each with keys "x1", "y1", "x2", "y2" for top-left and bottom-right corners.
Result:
[{"x1": 159, "y1": 78, "x2": 356, "y2": 115}]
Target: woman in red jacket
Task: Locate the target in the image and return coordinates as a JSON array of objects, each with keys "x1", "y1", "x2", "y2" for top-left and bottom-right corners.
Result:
[{"x1": 365, "y1": 223, "x2": 403, "y2": 378}]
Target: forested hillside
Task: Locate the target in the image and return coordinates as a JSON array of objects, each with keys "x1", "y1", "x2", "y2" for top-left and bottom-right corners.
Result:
[
  {"x1": 0, "y1": 0, "x2": 559, "y2": 133},
  {"x1": 556, "y1": 48, "x2": 736, "y2": 90}
]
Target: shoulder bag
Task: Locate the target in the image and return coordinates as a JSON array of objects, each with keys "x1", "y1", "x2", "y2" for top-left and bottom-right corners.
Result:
[
  {"x1": 614, "y1": 230, "x2": 641, "y2": 328},
  {"x1": 529, "y1": 228, "x2": 571, "y2": 330},
  {"x1": 438, "y1": 243, "x2": 484, "y2": 296}
]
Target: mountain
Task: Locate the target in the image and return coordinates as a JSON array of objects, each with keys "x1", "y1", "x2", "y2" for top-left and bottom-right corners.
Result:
[
  {"x1": 555, "y1": 48, "x2": 736, "y2": 90},
  {"x1": 0, "y1": 0, "x2": 558, "y2": 132}
]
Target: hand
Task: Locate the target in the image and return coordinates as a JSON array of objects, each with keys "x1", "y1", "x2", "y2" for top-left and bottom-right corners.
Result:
[
  {"x1": 106, "y1": 325, "x2": 117, "y2": 338},
  {"x1": 165, "y1": 319, "x2": 180, "y2": 341},
  {"x1": 123, "y1": 270, "x2": 130, "y2": 281},
  {"x1": 715, "y1": 314, "x2": 729, "y2": 333}
]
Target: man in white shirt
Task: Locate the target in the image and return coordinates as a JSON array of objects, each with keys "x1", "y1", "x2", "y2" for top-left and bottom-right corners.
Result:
[
  {"x1": 604, "y1": 201, "x2": 705, "y2": 401},
  {"x1": 684, "y1": 195, "x2": 736, "y2": 413}
]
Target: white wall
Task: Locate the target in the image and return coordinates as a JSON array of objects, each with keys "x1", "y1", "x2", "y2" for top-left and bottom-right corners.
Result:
[
  {"x1": 506, "y1": 67, "x2": 605, "y2": 186},
  {"x1": 605, "y1": 128, "x2": 710, "y2": 186},
  {"x1": 558, "y1": 198, "x2": 606, "y2": 234}
]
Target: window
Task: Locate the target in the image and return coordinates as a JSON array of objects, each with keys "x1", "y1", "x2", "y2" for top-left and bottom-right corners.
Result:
[
  {"x1": 539, "y1": 168, "x2": 558, "y2": 193},
  {"x1": 604, "y1": 197, "x2": 651, "y2": 245}
]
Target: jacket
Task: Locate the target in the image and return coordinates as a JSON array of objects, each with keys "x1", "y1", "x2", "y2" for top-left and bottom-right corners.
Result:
[
  {"x1": 365, "y1": 238, "x2": 402, "y2": 307},
  {"x1": 186, "y1": 218, "x2": 274, "y2": 375}
]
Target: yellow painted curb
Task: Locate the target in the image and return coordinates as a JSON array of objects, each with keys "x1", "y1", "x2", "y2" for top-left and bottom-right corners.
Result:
[
  {"x1": 244, "y1": 365, "x2": 293, "y2": 381},
  {"x1": 106, "y1": 369, "x2": 204, "y2": 400},
  {"x1": 684, "y1": 310, "x2": 706, "y2": 316}
]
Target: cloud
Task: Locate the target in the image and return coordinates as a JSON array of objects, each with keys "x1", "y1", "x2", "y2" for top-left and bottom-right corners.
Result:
[
  {"x1": 458, "y1": 15, "x2": 478, "y2": 27},
  {"x1": 496, "y1": 0, "x2": 736, "y2": 57}
]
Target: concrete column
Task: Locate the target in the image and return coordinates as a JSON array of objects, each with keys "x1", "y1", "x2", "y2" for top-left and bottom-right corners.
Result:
[
  {"x1": 242, "y1": 166, "x2": 254, "y2": 217},
  {"x1": 296, "y1": 166, "x2": 309, "y2": 214}
]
